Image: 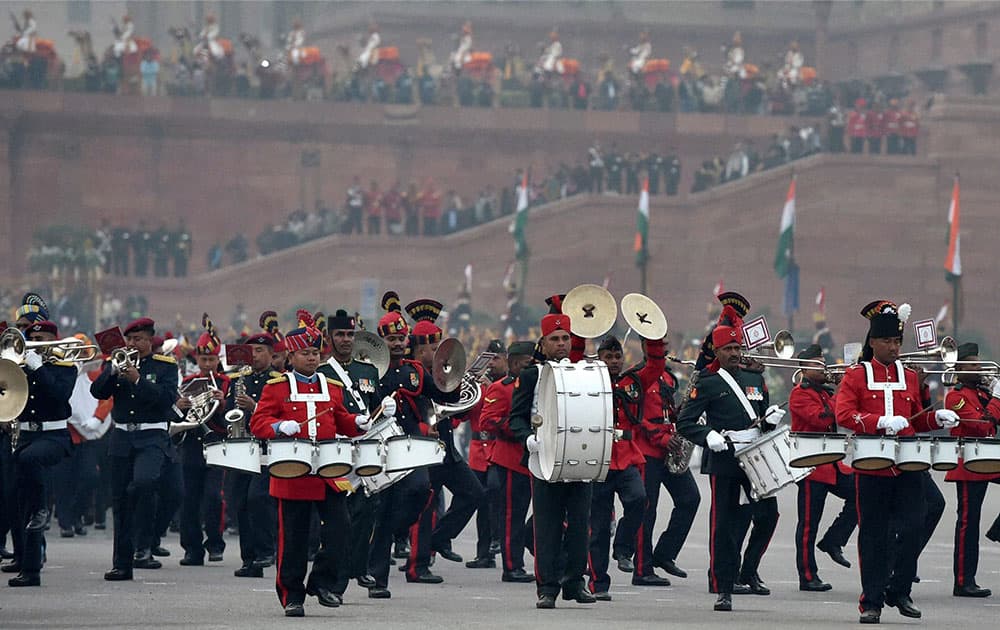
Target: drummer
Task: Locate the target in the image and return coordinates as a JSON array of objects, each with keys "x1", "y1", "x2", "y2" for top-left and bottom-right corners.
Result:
[
  {"x1": 316, "y1": 309, "x2": 393, "y2": 595},
  {"x1": 509, "y1": 294, "x2": 594, "y2": 609},
  {"x1": 789, "y1": 344, "x2": 856, "y2": 592},
  {"x1": 835, "y1": 300, "x2": 960, "y2": 624},
  {"x1": 674, "y1": 296, "x2": 785, "y2": 613},
  {"x1": 249, "y1": 310, "x2": 372, "y2": 617},
  {"x1": 943, "y1": 342, "x2": 1000, "y2": 598}
]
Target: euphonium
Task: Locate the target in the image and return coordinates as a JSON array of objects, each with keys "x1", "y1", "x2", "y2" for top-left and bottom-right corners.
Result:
[{"x1": 665, "y1": 362, "x2": 699, "y2": 475}]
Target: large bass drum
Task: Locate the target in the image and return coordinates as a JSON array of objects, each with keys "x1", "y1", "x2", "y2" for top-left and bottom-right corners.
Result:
[{"x1": 529, "y1": 359, "x2": 614, "y2": 483}]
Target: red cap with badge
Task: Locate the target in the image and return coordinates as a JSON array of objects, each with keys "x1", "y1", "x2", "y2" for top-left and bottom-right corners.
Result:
[
  {"x1": 377, "y1": 291, "x2": 409, "y2": 337},
  {"x1": 406, "y1": 299, "x2": 443, "y2": 345},
  {"x1": 540, "y1": 293, "x2": 572, "y2": 337},
  {"x1": 123, "y1": 317, "x2": 155, "y2": 336},
  {"x1": 195, "y1": 312, "x2": 221, "y2": 355}
]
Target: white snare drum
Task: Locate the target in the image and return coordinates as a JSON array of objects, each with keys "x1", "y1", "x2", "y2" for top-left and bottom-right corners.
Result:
[
  {"x1": 962, "y1": 438, "x2": 1000, "y2": 474},
  {"x1": 361, "y1": 467, "x2": 413, "y2": 496},
  {"x1": 931, "y1": 437, "x2": 960, "y2": 471},
  {"x1": 315, "y1": 439, "x2": 355, "y2": 478},
  {"x1": 204, "y1": 439, "x2": 263, "y2": 474},
  {"x1": 530, "y1": 360, "x2": 614, "y2": 483},
  {"x1": 267, "y1": 439, "x2": 314, "y2": 479},
  {"x1": 788, "y1": 432, "x2": 848, "y2": 468},
  {"x1": 850, "y1": 435, "x2": 895, "y2": 471},
  {"x1": 895, "y1": 437, "x2": 932, "y2": 472},
  {"x1": 353, "y1": 440, "x2": 384, "y2": 477},
  {"x1": 384, "y1": 435, "x2": 446, "y2": 472},
  {"x1": 735, "y1": 426, "x2": 812, "y2": 500}
]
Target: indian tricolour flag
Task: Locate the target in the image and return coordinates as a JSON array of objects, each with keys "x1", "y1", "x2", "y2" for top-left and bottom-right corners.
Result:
[
  {"x1": 773, "y1": 176, "x2": 796, "y2": 278},
  {"x1": 945, "y1": 175, "x2": 961, "y2": 280},
  {"x1": 634, "y1": 177, "x2": 649, "y2": 267},
  {"x1": 510, "y1": 171, "x2": 529, "y2": 260}
]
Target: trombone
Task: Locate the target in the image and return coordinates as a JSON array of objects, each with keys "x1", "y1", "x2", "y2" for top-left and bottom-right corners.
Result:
[
  {"x1": 741, "y1": 330, "x2": 826, "y2": 371},
  {"x1": 0, "y1": 328, "x2": 100, "y2": 365},
  {"x1": 791, "y1": 363, "x2": 849, "y2": 386},
  {"x1": 898, "y1": 336, "x2": 958, "y2": 369}
]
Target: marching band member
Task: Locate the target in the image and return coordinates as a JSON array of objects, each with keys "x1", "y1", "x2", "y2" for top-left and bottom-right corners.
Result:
[
  {"x1": 194, "y1": 14, "x2": 224, "y2": 61},
  {"x1": 509, "y1": 295, "x2": 595, "y2": 609},
  {"x1": 480, "y1": 341, "x2": 537, "y2": 583},
  {"x1": 628, "y1": 30, "x2": 652, "y2": 76},
  {"x1": 175, "y1": 315, "x2": 230, "y2": 566},
  {"x1": 538, "y1": 30, "x2": 563, "y2": 75},
  {"x1": 835, "y1": 300, "x2": 960, "y2": 624},
  {"x1": 779, "y1": 40, "x2": 803, "y2": 87},
  {"x1": 261, "y1": 311, "x2": 288, "y2": 372},
  {"x1": 286, "y1": 19, "x2": 306, "y2": 65},
  {"x1": 225, "y1": 327, "x2": 282, "y2": 578},
  {"x1": 249, "y1": 310, "x2": 370, "y2": 617},
  {"x1": 5, "y1": 316, "x2": 75, "y2": 587},
  {"x1": 789, "y1": 344, "x2": 856, "y2": 592},
  {"x1": 631, "y1": 346, "x2": 700, "y2": 585},
  {"x1": 724, "y1": 31, "x2": 746, "y2": 79},
  {"x1": 91, "y1": 317, "x2": 179, "y2": 581},
  {"x1": 357, "y1": 21, "x2": 381, "y2": 70},
  {"x1": 113, "y1": 15, "x2": 138, "y2": 58},
  {"x1": 316, "y1": 309, "x2": 383, "y2": 593},
  {"x1": 675, "y1": 295, "x2": 785, "y2": 612},
  {"x1": 587, "y1": 334, "x2": 665, "y2": 599},
  {"x1": 943, "y1": 342, "x2": 998, "y2": 598},
  {"x1": 14, "y1": 9, "x2": 36, "y2": 54},
  {"x1": 367, "y1": 293, "x2": 457, "y2": 597},
  {"x1": 458, "y1": 339, "x2": 507, "y2": 569},
  {"x1": 451, "y1": 21, "x2": 473, "y2": 72},
  {"x1": 402, "y1": 299, "x2": 485, "y2": 583}
]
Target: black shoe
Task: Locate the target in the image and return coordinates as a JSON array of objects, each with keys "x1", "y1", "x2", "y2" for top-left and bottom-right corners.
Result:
[
  {"x1": 407, "y1": 571, "x2": 444, "y2": 584},
  {"x1": 307, "y1": 585, "x2": 341, "y2": 608},
  {"x1": 714, "y1": 593, "x2": 733, "y2": 611},
  {"x1": 912, "y1": 575, "x2": 921, "y2": 583},
  {"x1": 489, "y1": 540, "x2": 501, "y2": 556},
  {"x1": 179, "y1": 554, "x2": 204, "y2": 567},
  {"x1": 356, "y1": 574, "x2": 376, "y2": 588},
  {"x1": 283, "y1": 603, "x2": 304, "y2": 617},
  {"x1": 0, "y1": 547, "x2": 13, "y2": 560},
  {"x1": 393, "y1": 542, "x2": 410, "y2": 559},
  {"x1": 252, "y1": 555, "x2": 274, "y2": 569},
  {"x1": 742, "y1": 574, "x2": 770, "y2": 596},
  {"x1": 655, "y1": 558, "x2": 688, "y2": 578},
  {"x1": 60, "y1": 527, "x2": 75, "y2": 538},
  {"x1": 134, "y1": 557, "x2": 162, "y2": 569},
  {"x1": 151, "y1": 546, "x2": 171, "y2": 558},
  {"x1": 74, "y1": 525, "x2": 88, "y2": 536},
  {"x1": 954, "y1": 584, "x2": 992, "y2": 598},
  {"x1": 8, "y1": 572, "x2": 40, "y2": 587},
  {"x1": 103, "y1": 568, "x2": 133, "y2": 581},
  {"x1": 465, "y1": 556, "x2": 496, "y2": 568},
  {"x1": 26, "y1": 508, "x2": 49, "y2": 532},
  {"x1": 799, "y1": 578, "x2": 832, "y2": 592},
  {"x1": 435, "y1": 547, "x2": 463, "y2": 563},
  {"x1": 731, "y1": 582, "x2": 752, "y2": 595},
  {"x1": 632, "y1": 573, "x2": 671, "y2": 586},
  {"x1": 234, "y1": 564, "x2": 263, "y2": 578},
  {"x1": 817, "y1": 540, "x2": 851, "y2": 568},
  {"x1": 368, "y1": 586, "x2": 391, "y2": 599},
  {"x1": 562, "y1": 588, "x2": 596, "y2": 603},
  {"x1": 859, "y1": 609, "x2": 881, "y2": 624},
  {"x1": 885, "y1": 592, "x2": 921, "y2": 618},
  {"x1": 536, "y1": 593, "x2": 556, "y2": 609},
  {"x1": 986, "y1": 526, "x2": 1000, "y2": 543},
  {"x1": 208, "y1": 551, "x2": 224, "y2": 562},
  {"x1": 616, "y1": 555, "x2": 635, "y2": 573},
  {"x1": 593, "y1": 591, "x2": 612, "y2": 601},
  {"x1": 93, "y1": 522, "x2": 107, "y2": 530},
  {"x1": 502, "y1": 568, "x2": 535, "y2": 583}
]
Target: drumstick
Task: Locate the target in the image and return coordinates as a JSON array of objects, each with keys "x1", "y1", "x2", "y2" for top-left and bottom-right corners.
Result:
[
  {"x1": 297, "y1": 407, "x2": 335, "y2": 426},
  {"x1": 748, "y1": 400, "x2": 791, "y2": 428}
]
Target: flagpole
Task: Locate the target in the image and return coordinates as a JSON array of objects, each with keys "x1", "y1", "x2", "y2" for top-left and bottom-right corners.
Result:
[{"x1": 952, "y1": 277, "x2": 959, "y2": 339}]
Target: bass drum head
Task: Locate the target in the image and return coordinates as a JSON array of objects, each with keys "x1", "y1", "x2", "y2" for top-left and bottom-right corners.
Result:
[{"x1": 535, "y1": 363, "x2": 560, "y2": 481}]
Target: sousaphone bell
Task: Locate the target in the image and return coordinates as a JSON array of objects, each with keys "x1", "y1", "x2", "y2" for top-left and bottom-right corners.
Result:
[
  {"x1": 561, "y1": 284, "x2": 618, "y2": 339},
  {"x1": 620, "y1": 293, "x2": 668, "y2": 340}
]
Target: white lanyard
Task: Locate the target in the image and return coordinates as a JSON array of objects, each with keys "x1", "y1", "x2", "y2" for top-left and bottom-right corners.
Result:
[
  {"x1": 862, "y1": 360, "x2": 906, "y2": 418},
  {"x1": 326, "y1": 358, "x2": 367, "y2": 413},
  {"x1": 716, "y1": 368, "x2": 757, "y2": 422},
  {"x1": 288, "y1": 373, "x2": 329, "y2": 440}
]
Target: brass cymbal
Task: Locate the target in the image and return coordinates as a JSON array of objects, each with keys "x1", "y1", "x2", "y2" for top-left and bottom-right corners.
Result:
[
  {"x1": 0, "y1": 358, "x2": 29, "y2": 423},
  {"x1": 353, "y1": 331, "x2": 390, "y2": 378},
  {"x1": 621, "y1": 293, "x2": 668, "y2": 340},
  {"x1": 432, "y1": 338, "x2": 467, "y2": 393},
  {"x1": 561, "y1": 284, "x2": 617, "y2": 339}
]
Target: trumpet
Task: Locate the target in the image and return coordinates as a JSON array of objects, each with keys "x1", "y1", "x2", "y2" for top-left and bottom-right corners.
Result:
[
  {"x1": 111, "y1": 347, "x2": 139, "y2": 372},
  {"x1": 0, "y1": 328, "x2": 100, "y2": 365}
]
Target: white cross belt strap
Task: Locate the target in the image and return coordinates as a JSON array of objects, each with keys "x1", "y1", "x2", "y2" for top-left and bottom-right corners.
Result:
[
  {"x1": 288, "y1": 374, "x2": 330, "y2": 441},
  {"x1": 863, "y1": 360, "x2": 907, "y2": 418},
  {"x1": 326, "y1": 359, "x2": 367, "y2": 413},
  {"x1": 716, "y1": 368, "x2": 758, "y2": 422}
]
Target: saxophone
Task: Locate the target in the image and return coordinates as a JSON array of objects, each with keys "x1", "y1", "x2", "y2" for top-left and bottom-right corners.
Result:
[
  {"x1": 665, "y1": 363, "x2": 700, "y2": 474},
  {"x1": 224, "y1": 366, "x2": 252, "y2": 439}
]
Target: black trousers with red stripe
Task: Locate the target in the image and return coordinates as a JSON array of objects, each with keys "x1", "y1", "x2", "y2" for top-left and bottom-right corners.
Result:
[
  {"x1": 369, "y1": 466, "x2": 430, "y2": 588},
  {"x1": 532, "y1": 477, "x2": 592, "y2": 597},
  {"x1": 856, "y1": 472, "x2": 924, "y2": 611},
  {"x1": 587, "y1": 465, "x2": 645, "y2": 593},
  {"x1": 731, "y1": 489, "x2": 779, "y2": 583},
  {"x1": 472, "y1": 466, "x2": 498, "y2": 559},
  {"x1": 490, "y1": 464, "x2": 532, "y2": 572},
  {"x1": 275, "y1": 488, "x2": 349, "y2": 607},
  {"x1": 179, "y1": 461, "x2": 226, "y2": 558},
  {"x1": 709, "y1": 474, "x2": 778, "y2": 594},
  {"x1": 633, "y1": 456, "x2": 700, "y2": 576},
  {"x1": 952, "y1": 479, "x2": 1000, "y2": 587},
  {"x1": 795, "y1": 470, "x2": 856, "y2": 582}
]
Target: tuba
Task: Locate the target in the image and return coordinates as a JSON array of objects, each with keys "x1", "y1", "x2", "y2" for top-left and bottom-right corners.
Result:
[
  {"x1": 428, "y1": 338, "x2": 491, "y2": 423},
  {"x1": 170, "y1": 373, "x2": 221, "y2": 437}
]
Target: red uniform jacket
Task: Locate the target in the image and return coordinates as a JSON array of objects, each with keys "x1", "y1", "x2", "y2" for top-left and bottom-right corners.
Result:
[
  {"x1": 453, "y1": 383, "x2": 491, "y2": 473},
  {"x1": 789, "y1": 380, "x2": 850, "y2": 485},
  {"x1": 865, "y1": 110, "x2": 884, "y2": 138},
  {"x1": 609, "y1": 340, "x2": 666, "y2": 470},
  {"x1": 835, "y1": 359, "x2": 940, "y2": 477},
  {"x1": 900, "y1": 111, "x2": 919, "y2": 138},
  {"x1": 250, "y1": 373, "x2": 361, "y2": 500},
  {"x1": 847, "y1": 110, "x2": 867, "y2": 138},
  {"x1": 883, "y1": 108, "x2": 901, "y2": 135},
  {"x1": 944, "y1": 384, "x2": 1000, "y2": 482},
  {"x1": 481, "y1": 376, "x2": 528, "y2": 475},
  {"x1": 634, "y1": 370, "x2": 678, "y2": 459}
]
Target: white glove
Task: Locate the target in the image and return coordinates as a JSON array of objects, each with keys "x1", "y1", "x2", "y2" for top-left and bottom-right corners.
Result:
[
  {"x1": 380, "y1": 396, "x2": 397, "y2": 419},
  {"x1": 277, "y1": 420, "x2": 301, "y2": 436},
  {"x1": 24, "y1": 350, "x2": 44, "y2": 371},
  {"x1": 355, "y1": 414, "x2": 372, "y2": 431},
  {"x1": 83, "y1": 417, "x2": 103, "y2": 434},
  {"x1": 990, "y1": 377, "x2": 1000, "y2": 399},
  {"x1": 935, "y1": 409, "x2": 960, "y2": 429},
  {"x1": 526, "y1": 434, "x2": 540, "y2": 453},
  {"x1": 705, "y1": 430, "x2": 728, "y2": 452},
  {"x1": 763, "y1": 404, "x2": 786, "y2": 426},
  {"x1": 877, "y1": 415, "x2": 909, "y2": 435}
]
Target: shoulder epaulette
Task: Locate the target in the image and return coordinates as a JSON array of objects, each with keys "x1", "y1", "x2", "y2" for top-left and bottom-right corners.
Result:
[
  {"x1": 152, "y1": 353, "x2": 177, "y2": 364},
  {"x1": 266, "y1": 375, "x2": 287, "y2": 385},
  {"x1": 269, "y1": 371, "x2": 284, "y2": 378},
  {"x1": 325, "y1": 376, "x2": 344, "y2": 387}
]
